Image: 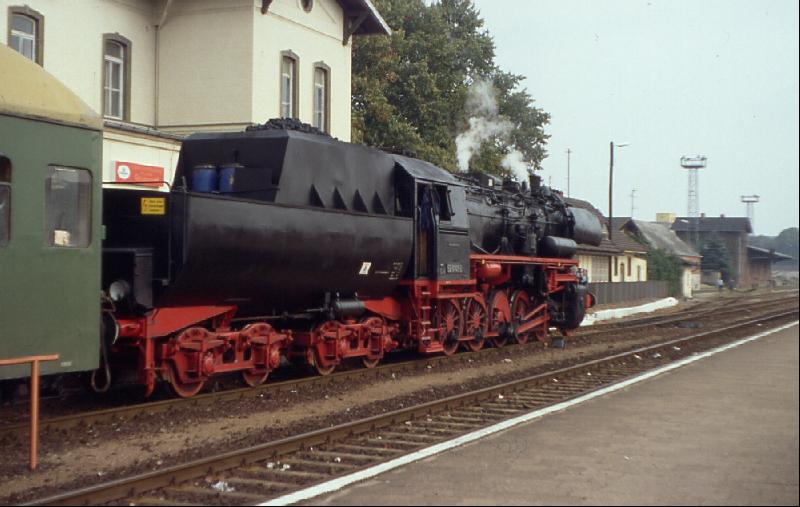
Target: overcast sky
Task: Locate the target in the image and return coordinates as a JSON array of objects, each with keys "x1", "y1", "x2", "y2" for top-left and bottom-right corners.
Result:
[{"x1": 471, "y1": 0, "x2": 799, "y2": 236}]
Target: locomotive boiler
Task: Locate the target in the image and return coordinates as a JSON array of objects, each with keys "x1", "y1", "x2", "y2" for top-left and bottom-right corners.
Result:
[
  {"x1": 463, "y1": 173, "x2": 602, "y2": 259},
  {"x1": 100, "y1": 122, "x2": 603, "y2": 397}
]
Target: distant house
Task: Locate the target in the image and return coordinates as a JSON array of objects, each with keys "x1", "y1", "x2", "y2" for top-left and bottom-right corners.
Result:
[
  {"x1": 672, "y1": 214, "x2": 752, "y2": 284},
  {"x1": 565, "y1": 197, "x2": 622, "y2": 283},
  {"x1": 622, "y1": 219, "x2": 702, "y2": 298},
  {"x1": 609, "y1": 218, "x2": 649, "y2": 283}
]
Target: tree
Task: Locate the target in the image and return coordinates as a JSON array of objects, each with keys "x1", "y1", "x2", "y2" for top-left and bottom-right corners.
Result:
[
  {"x1": 647, "y1": 249, "x2": 684, "y2": 297},
  {"x1": 352, "y1": 0, "x2": 550, "y2": 174},
  {"x1": 700, "y1": 237, "x2": 732, "y2": 280}
]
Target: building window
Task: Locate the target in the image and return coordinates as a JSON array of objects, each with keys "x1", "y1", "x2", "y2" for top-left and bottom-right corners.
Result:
[
  {"x1": 627, "y1": 256, "x2": 632, "y2": 277},
  {"x1": 103, "y1": 34, "x2": 131, "y2": 120},
  {"x1": 301, "y1": 0, "x2": 314, "y2": 12},
  {"x1": 8, "y1": 6, "x2": 44, "y2": 65},
  {"x1": 313, "y1": 64, "x2": 330, "y2": 132},
  {"x1": 44, "y1": 166, "x2": 92, "y2": 248},
  {"x1": 590, "y1": 256, "x2": 609, "y2": 282},
  {"x1": 0, "y1": 155, "x2": 10, "y2": 247},
  {"x1": 280, "y1": 52, "x2": 298, "y2": 118},
  {"x1": 613, "y1": 256, "x2": 618, "y2": 277}
]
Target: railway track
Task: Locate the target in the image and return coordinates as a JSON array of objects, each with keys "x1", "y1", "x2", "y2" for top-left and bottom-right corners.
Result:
[
  {"x1": 0, "y1": 293, "x2": 795, "y2": 441},
  {"x1": 23, "y1": 305, "x2": 799, "y2": 506}
]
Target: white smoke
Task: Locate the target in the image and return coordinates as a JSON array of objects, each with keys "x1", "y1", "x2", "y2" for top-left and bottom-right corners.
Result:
[
  {"x1": 455, "y1": 79, "x2": 531, "y2": 183},
  {"x1": 500, "y1": 149, "x2": 530, "y2": 184}
]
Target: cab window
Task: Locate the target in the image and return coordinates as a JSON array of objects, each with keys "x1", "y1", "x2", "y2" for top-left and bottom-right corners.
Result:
[
  {"x1": 0, "y1": 155, "x2": 10, "y2": 247},
  {"x1": 44, "y1": 166, "x2": 92, "y2": 248},
  {"x1": 434, "y1": 185, "x2": 453, "y2": 221}
]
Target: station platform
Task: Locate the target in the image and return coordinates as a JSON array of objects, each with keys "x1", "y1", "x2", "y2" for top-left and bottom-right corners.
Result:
[{"x1": 310, "y1": 323, "x2": 799, "y2": 506}]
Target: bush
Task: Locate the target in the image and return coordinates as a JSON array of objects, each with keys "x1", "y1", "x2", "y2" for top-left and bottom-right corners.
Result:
[{"x1": 648, "y1": 249, "x2": 684, "y2": 297}]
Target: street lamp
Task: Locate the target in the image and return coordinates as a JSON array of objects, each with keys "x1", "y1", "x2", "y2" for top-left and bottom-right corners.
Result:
[{"x1": 608, "y1": 141, "x2": 630, "y2": 242}]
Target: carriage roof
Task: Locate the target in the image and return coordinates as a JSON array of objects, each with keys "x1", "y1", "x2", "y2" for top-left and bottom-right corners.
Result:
[{"x1": 0, "y1": 44, "x2": 101, "y2": 131}]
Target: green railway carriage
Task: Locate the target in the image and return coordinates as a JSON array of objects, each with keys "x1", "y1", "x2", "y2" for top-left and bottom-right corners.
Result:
[{"x1": 0, "y1": 45, "x2": 103, "y2": 380}]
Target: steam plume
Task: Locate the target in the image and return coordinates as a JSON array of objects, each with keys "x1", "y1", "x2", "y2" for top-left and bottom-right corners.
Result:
[{"x1": 456, "y1": 79, "x2": 531, "y2": 183}]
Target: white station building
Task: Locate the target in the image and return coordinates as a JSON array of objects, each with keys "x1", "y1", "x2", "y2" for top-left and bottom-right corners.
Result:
[{"x1": 1, "y1": 0, "x2": 389, "y2": 189}]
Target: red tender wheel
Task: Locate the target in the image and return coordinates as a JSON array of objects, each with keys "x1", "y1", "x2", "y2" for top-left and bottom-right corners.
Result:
[
  {"x1": 241, "y1": 369, "x2": 269, "y2": 387},
  {"x1": 164, "y1": 364, "x2": 205, "y2": 398}
]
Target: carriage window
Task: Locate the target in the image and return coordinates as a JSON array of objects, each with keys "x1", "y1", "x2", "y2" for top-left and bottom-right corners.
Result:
[
  {"x1": 44, "y1": 166, "x2": 92, "y2": 248},
  {"x1": 0, "y1": 155, "x2": 10, "y2": 247}
]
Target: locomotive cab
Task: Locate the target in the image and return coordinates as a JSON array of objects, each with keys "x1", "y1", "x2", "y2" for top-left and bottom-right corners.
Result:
[{"x1": 392, "y1": 155, "x2": 470, "y2": 281}]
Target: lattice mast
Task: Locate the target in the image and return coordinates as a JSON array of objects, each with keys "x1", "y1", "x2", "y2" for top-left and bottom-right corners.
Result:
[{"x1": 681, "y1": 156, "x2": 707, "y2": 247}]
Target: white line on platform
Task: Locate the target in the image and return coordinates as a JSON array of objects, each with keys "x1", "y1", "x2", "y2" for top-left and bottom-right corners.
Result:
[{"x1": 259, "y1": 320, "x2": 799, "y2": 506}]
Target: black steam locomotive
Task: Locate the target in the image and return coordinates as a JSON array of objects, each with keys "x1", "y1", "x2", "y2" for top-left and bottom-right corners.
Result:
[{"x1": 101, "y1": 123, "x2": 602, "y2": 397}]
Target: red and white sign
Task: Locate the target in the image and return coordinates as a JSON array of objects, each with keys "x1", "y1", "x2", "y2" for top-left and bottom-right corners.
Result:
[{"x1": 114, "y1": 161, "x2": 165, "y2": 188}]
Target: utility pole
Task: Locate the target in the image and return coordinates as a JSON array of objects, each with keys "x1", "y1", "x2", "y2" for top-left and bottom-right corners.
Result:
[
  {"x1": 566, "y1": 148, "x2": 572, "y2": 197},
  {"x1": 608, "y1": 141, "x2": 630, "y2": 282},
  {"x1": 608, "y1": 141, "x2": 630, "y2": 242},
  {"x1": 609, "y1": 143, "x2": 614, "y2": 242},
  {"x1": 630, "y1": 189, "x2": 636, "y2": 218}
]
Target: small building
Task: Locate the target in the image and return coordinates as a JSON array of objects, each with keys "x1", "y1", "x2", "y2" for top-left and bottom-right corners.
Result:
[
  {"x1": 610, "y1": 217, "x2": 649, "y2": 283},
  {"x1": 746, "y1": 246, "x2": 794, "y2": 288},
  {"x1": 671, "y1": 214, "x2": 753, "y2": 284},
  {"x1": 622, "y1": 219, "x2": 702, "y2": 298},
  {"x1": 1, "y1": 0, "x2": 390, "y2": 189}
]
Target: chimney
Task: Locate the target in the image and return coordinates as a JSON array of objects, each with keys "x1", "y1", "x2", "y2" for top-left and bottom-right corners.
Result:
[
  {"x1": 656, "y1": 212, "x2": 676, "y2": 224},
  {"x1": 700, "y1": 212, "x2": 706, "y2": 218},
  {"x1": 720, "y1": 213, "x2": 725, "y2": 218}
]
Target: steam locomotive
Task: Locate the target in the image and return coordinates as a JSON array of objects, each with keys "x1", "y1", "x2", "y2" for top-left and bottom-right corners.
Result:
[
  {"x1": 1, "y1": 46, "x2": 601, "y2": 400},
  {"x1": 100, "y1": 123, "x2": 603, "y2": 397}
]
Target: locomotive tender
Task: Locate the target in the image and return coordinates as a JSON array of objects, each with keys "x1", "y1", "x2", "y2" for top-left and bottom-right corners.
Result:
[{"x1": 102, "y1": 125, "x2": 602, "y2": 397}]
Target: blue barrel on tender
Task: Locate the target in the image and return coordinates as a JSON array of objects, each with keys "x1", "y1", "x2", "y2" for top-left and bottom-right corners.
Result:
[
  {"x1": 219, "y1": 164, "x2": 244, "y2": 194},
  {"x1": 192, "y1": 165, "x2": 218, "y2": 193}
]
